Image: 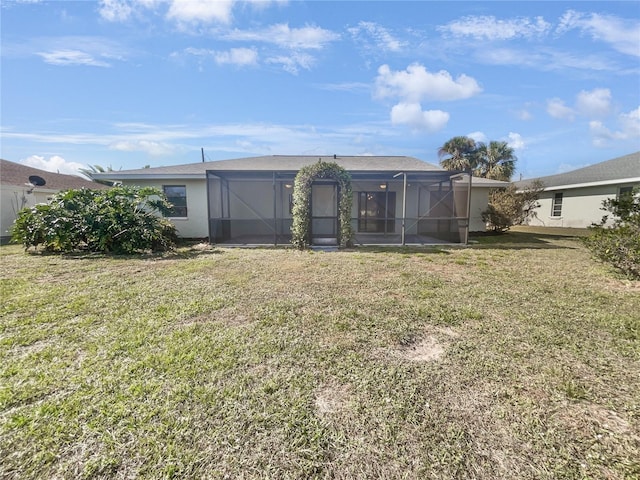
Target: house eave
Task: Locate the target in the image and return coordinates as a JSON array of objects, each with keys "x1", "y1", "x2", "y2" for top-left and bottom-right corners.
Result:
[
  {"x1": 93, "y1": 173, "x2": 206, "y2": 181},
  {"x1": 538, "y1": 177, "x2": 640, "y2": 191}
]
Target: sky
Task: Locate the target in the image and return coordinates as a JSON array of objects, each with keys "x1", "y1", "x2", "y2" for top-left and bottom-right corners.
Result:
[{"x1": 1, "y1": 0, "x2": 639, "y2": 180}]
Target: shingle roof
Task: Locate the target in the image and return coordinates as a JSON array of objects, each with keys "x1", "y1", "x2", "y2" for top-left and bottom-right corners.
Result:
[
  {"x1": 94, "y1": 155, "x2": 444, "y2": 177},
  {"x1": 513, "y1": 151, "x2": 640, "y2": 189},
  {"x1": 93, "y1": 154, "x2": 510, "y2": 187},
  {"x1": 0, "y1": 159, "x2": 109, "y2": 190}
]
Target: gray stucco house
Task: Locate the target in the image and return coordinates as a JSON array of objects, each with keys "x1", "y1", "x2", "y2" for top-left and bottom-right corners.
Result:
[
  {"x1": 95, "y1": 155, "x2": 508, "y2": 246},
  {"x1": 514, "y1": 151, "x2": 639, "y2": 228}
]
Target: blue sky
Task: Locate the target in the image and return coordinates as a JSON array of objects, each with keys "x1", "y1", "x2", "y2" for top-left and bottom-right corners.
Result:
[{"x1": 1, "y1": 0, "x2": 639, "y2": 180}]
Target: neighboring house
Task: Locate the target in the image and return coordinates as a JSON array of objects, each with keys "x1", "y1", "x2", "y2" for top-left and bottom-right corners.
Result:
[
  {"x1": 95, "y1": 155, "x2": 508, "y2": 246},
  {"x1": 0, "y1": 159, "x2": 109, "y2": 243},
  {"x1": 514, "y1": 151, "x2": 640, "y2": 229}
]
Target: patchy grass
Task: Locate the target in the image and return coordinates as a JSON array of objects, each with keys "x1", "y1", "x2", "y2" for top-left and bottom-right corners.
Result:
[{"x1": 1, "y1": 233, "x2": 639, "y2": 479}]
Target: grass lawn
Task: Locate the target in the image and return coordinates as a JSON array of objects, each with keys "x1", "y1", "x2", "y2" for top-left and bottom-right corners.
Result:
[{"x1": 1, "y1": 233, "x2": 639, "y2": 479}]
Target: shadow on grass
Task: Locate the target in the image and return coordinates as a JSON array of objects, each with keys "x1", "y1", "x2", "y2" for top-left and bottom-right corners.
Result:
[
  {"x1": 469, "y1": 231, "x2": 583, "y2": 250},
  {"x1": 350, "y1": 246, "x2": 452, "y2": 255},
  {"x1": 18, "y1": 243, "x2": 225, "y2": 261}
]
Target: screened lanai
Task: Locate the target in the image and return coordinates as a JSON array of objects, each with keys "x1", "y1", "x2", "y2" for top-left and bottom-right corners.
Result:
[{"x1": 206, "y1": 167, "x2": 472, "y2": 246}]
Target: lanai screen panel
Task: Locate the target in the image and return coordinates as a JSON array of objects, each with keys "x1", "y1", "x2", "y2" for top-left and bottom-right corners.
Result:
[
  {"x1": 207, "y1": 171, "x2": 294, "y2": 245},
  {"x1": 408, "y1": 171, "x2": 470, "y2": 243}
]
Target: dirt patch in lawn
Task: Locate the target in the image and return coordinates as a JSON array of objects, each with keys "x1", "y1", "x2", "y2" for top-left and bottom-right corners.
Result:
[
  {"x1": 554, "y1": 401, "x2": 634, "y2": 436},
  {"x1": 315, "y1": 383, "x2": 352, "y2": 415},
  {"x1": 395, "y1": 335, "x2": 445, "y2": 362}
]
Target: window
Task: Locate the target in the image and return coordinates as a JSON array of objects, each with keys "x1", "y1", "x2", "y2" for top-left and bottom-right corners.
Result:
[
  {"x1": 551, "y1": 192, "x2": 563, "y2": 217},
  {"x1": 163, "y1": 185, "x2": 187, "y2": 217},
  {"x1": 358, "y1": 191, "x2": 396, "y2": 232},
  {"x1": 619, "y1": 186, "x2": 633, "y2": 198}
]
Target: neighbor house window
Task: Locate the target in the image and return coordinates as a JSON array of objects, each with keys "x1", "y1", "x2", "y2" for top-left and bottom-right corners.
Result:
[
  {"x1": 163, "y1": 185, "x2": 187, "y2": 217},
  {"x1": 619, "y1": 186, "x2": 633, "y2": 198},
  {"x1": 551, "y1": 192, "x2": 563, "y2": 217}
]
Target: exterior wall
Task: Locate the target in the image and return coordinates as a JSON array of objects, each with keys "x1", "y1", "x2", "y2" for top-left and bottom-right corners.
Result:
[
  {"x1": 1, "y1": 185, "x2": 56, "y2": 242},
  {"x1": 121, "y1": 179, "x2": 209, "y2": 238},
  {"x1": 119, "y1": 176, "x2": 495, "y2": 240},
  {"x1": 525, "y1": 184, "x2": 636, "y2": 228},
  {"x1": 469, "y1": 188, "x2": 489, "y2": 232}
]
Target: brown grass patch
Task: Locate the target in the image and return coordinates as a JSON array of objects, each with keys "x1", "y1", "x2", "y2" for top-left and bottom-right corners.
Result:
[
  {"x1": 315, "y1": 383, "x2": 352, "y2": 416},
  {"x1": 395, "y1": 335, "x2": 445, "y2": 362}
]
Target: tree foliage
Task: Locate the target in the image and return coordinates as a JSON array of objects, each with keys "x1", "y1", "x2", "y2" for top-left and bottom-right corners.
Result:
[
  {"x1": 439, "y1": 136, "x2": 517, "y2": 181},
  {"x1": 438, "y1": 136, "x2": 478, "y2": 171},
  {"x1": 583, "y1": 187, "x2": 640, "y2": 279},
  {"x1": 78, "y1": 164, "x2": 120, "y2": 186},
  {"x1": 290, "y1": 161, "x2": 353, "y2": 249},
  {"x1": 482, "y1": 180, "x2": 544, "y2": 233},
  {"x1": 11, "y1": 186, "x2": 178, "y2": 254}
]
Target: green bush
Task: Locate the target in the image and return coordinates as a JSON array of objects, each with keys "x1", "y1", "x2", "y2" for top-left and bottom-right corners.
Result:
[
  {"x1": 583, "y1": 187, "x2": 640, "y2": 279},
  {"x1": 482, "y1": 180, "x2": 544, "y2": 233},
  {"x1": 11, "y1": 186, "x2": 178, "y2": 254}
]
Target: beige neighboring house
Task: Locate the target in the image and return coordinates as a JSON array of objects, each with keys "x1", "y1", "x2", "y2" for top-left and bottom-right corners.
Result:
[
  {"x1": 0, "y1": 159, "x2": 109, "y2": 243},
  {"x1": 514, "y1": 151, "x2": 640, "y2": 228},
  {"x1": 94, "y1": 155, "x2": 508, "y2": 246}
]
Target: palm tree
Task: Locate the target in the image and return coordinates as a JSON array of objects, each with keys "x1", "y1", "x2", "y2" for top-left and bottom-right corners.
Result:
[
  {"x1": 438, "y1": 136, "x2": 478, "y2": 171},
  {"x1": 78, "y1": 164, "x2": 118, "y2": 186},
  {"x1": 475, "y1": 141, "x2": 517, "y2": 181}
]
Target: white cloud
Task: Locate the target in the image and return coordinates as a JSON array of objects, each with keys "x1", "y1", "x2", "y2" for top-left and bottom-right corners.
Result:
[
  {"x1": 21, "y1": 155, "x2": 84, "y2": 176},
  {"x1": 348, "y1": 21, "x2": 406, "y2": 52},
  {"x1": 467, "y1": 131, "x2": 487, "y2": 144},
  {"x1": 175, "y1": 47, "x2": 258, "y2": 68},
  {"x1": 99, "y1": 0, "x2": 287, "y2": 26},
  {"x1": 557, "y1": 10, "x2": 640, "y2": 57},
  {"x1": 99, "y1": 0, "x2": 133, "y2": 22},
  {"x1": 375, "y1": 63, "x2": 482, "y2": 103},
  {"x1": 224, "y1": 23, "x2": 339, "y2": 49},
  {"x1": 548, "y1": 89, "x2": 613, "y2": 123},
  {"x1": 589, "y1": 106, "x2": 640, "y2": 146},
  {"x1": 25, "y1": 36, "x2": 130, "y2": 67},
  {"x1": 507, "y1": 132, "x2": 525, "y2": 150},
  {"x1": 481, "y1": 46, "x2": 617, "y2": 72},
  {"x1": 167, "y1": 0, "x2": 234, "y2": 25},
  {"x1": 546, "y1": 98, "x2": 575, "y2": 120},
  {"x1": 36, "y1": 49, "x2": 112, "y2": 67},
  {"x1": 516, "y1": 109, "x2": 533, "y2": 121},
  {"x1": 619, "y1": 106, "x2": 640, "y2": 138},
  {"x1": 266, "y1": 52, "x2": 314, "y2": 75},
  {"x1": 390, "y1": 103, "x2": 449, "y2": 132},
  {"x1": 576, "y1": 88, "x2": 611, "y2": 118},
  {"x1": 109, "y1": 140, "x2": 177, "y2": 155},
  {"x1": 439, "y1": 15, "x2": 551, "y2": 40},
  {"x1": 214, "y1": 47, "x2": 258, "y2": 66}
]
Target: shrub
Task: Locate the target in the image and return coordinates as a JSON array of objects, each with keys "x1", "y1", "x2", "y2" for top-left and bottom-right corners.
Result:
[
  {"x1": 11, "y1": 186, "x2": 178, "y2": 254},
  {"x1": 583, "y1": 187, "x2": 640, "y2": 279},
  {"x1": 482, "y1": 180, "x2": 544, "y2": 233}
]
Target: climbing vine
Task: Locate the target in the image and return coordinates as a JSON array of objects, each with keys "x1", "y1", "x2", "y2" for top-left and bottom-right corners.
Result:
[{"x1": 290, "y1": 161, "x2": 353, "y2": 249}]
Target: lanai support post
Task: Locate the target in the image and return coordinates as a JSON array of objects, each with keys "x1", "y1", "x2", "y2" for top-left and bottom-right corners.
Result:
[
  {"x1": 393, "y1": 172, "x2": 407, "y2": 245},
  {"x1": 273, "y1": 172, "x2": 277, "y2": 246}
]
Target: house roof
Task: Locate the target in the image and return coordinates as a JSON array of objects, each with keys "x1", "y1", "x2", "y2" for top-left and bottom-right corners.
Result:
[
  {"x1": 92, "y1": 154, "x2": 509, "y2": 187},
  {"x1": 513, "y1": 151, "x2": 640, "y2": 191},
  {"x1": 94, "y1": 155, "x2": 444, "y2": 178},
  {"x1": 1, "y1": 159, "x2": 109, "y2": 190}
]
